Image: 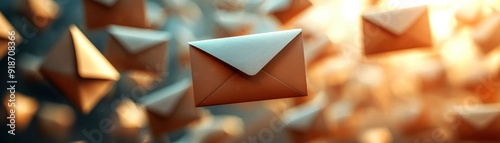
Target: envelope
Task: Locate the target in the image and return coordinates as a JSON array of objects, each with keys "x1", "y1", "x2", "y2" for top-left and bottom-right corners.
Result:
[
  {"x1": 473, "y1": 13, "x2": 500, "y2": 53},
  {"x1": 141, "y1": 78, "x2": 201, "y2": 137},
  {"x1": 0, "y1": 12, "x2": 22, "y2": 59},
  {"x1": 454, "y1": 104, "x2": 500, "y2": 141},
  {"x1": 284, "y1": 93, "x2": 329, "y2": 142},
  {"x1": 83, "y1": 0, "x2": 149, "y2": 29},
  {"x1": 3, "y1": 93, "x2": 38, "y2": 131},
  {"x1": 40, "y1": 25, "x2": 120, "y2": 114},
  {"x1": 106, "y1": 25, "x2": 170, "y2": 76},
  {"x1": 188, "y1": 29, "x2": 308, "y2": 107},
  {"x1": 362, "y1": 5, "x2": 432, "y2": 55},
  {"x1": 271, "y1": 0, "x2": 311, "y2": 24},
  {"x1": 18, "y1": 0, "x2": 59, "y2": 29}
]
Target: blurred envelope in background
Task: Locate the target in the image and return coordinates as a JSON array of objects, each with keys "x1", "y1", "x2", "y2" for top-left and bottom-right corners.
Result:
[
  {"x1": 18, "y1": 0, "x2": 60, "y2": 29},
  {"x1": 40, "y1": 25, "x2": 120, "y2": 114},
  {"x1": 188, "y1": 29, "x2": 308, "y2": 107},
  {"x1": 362, "y1": 5, "x2": 432, "y2": 55},
  {"x1": 473, "y1": 13, "x2": 500, "y2": 53},
  {"x1": 454, "y1": 104, "x2": 500, "y2": 140},
  {"x1": 141, "y1": 78, "x2": 201, "y2": 137},
  {"x1": 0, "y1": 12, "x2": 22, "y2": 59},
  {"x1": 106, "y1": 25, "x2": 170, "y2": 76},
  {"x1": 83, "y1": 0, "x2": 148, "y2": 29}
]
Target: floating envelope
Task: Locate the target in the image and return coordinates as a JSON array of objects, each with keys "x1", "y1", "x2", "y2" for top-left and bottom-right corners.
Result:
[
  {"x1": 213, "y1": 11, "x2": 254, "y2": 37},
  {"x1": 83, "y1": 0, "x2": 149, "y2": 29},
  {"x1": 0, "y1": 12, "x2": 22, "y2": 59},
  {"x1": 188, "y1": 29, "x2": 308, "y2": 107},
  {"x1": 40, "y1": 25, "x2": 120, "y2": 114},
  {"x1": 18, "y1": 0, "x2": 59, "y2": 29},
  {"x1": 454, "y1": 0, "x2": 486, "y2": 25},
  {"x1": 37, "y1": 102, "x2": 76, "y2": 141},
  {"x1": 362, "y1": 5, "x2": 432, "y2": 55},
  {"x1": 271, "y1": 0, "x2": 311, "y2": 24},
  {"x1": 453, "y1": 104, "x2": 500, "y2": 140},
  {"x1": 283, "y1": 93, "x2": 331, "y2": 142},
  {"x1": 3, "y1": 93, "x2": 38, "y2": 131},
  {"x1": 183, "y1": 114, "x2": 244, "y2": 143},
  {"x1": 473, "y1": 13, "x2": 500, "y2": 53},
  {"x1": 106, "y1": 25, "x2": 170, "y2": 76},
  {"x1": 283, "y1": 92, "x2": 326, "y2": 131},
  {"x1": 141, "y1": 78, "x2": 201, "y2": 137}
]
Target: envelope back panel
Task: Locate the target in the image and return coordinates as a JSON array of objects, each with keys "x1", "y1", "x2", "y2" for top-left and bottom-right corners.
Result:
[
  {"x1": 189, "y1": 46, "x2": 236, "y2": 106},
  {"x1": 362, "y1": 8, "x2": 432, "y2": 55},
  {"x1": 262, "y1": 33, "x2": 308, "y2": 95}
]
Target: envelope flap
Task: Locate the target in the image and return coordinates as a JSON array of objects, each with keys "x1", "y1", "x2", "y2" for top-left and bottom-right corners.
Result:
[
  {"x1": 108, "y1": 25, "x2": 171, "y2": 54},
  {"x1": 93, "y1": 0, "x2": 119, "y2": 7},
  {"x1": 362, "y1": 5, "x2": 426, "y2": 35},
  {"x1": 189, "y1": 29, "x2": 302, "y2": 76},
  {"x1": 141, "y1": 78, "x2": 191, "y2": 117},
  {"x1": 70, "y1": 25, "x2": 120, "y2": 80},
  {"x1": 0, "y1": 13, "x2": 14, "y2": 40},
  {"x1": 456, "y1": 106, "x2": 500, "y2": 130}
]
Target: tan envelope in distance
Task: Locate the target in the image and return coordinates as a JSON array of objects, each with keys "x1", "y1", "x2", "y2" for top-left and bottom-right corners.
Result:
[
  {"x1": 362, "y1": 5, "x2": 432, "y2": 55},
  {"x1": 142, "y1": 78, "x2": 201, "y2": 137},
  {"x1": 0, "y1": 12, "x2": 22, "y2": 59},
  {"x1": 189, "y1": 29, "x2": 308, "y2": 107},
  {"x1": 106, "y1": 25, "x2": 170, "y2": 76},
  {"x1": 40, "y1": 25, "x2": 120, "y2": 114},
  {"x1": 83, "y1": 0, "x2": 148, "y2": 29}
]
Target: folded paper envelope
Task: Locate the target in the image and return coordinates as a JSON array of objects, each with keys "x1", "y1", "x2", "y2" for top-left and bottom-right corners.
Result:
[
  {"x1": 362, "y1": 5, "x2": 432, "y2": 55},
  {"x1": 141, "y1": 78, "x2": 201, "y2": 137},
  {"x1": 188, "y1": 29, "x2": 308, "y2": 107},
  {"x1": 83, "y1": 0, "x2": 148, "y2": 29},
  {"x1": 18, "y1": 0, "x2": 59, "y2": 29},
  {"x1": 473, "y1": 13, "x2": 500, "y2": 53},
  {"x1": 454, "y1": 104, "x2": 500, "y2": 140},
  {"x1": 0, "y1": 12, "x2": 22, "y2": 59},
  {"x1": 40, "y1": 25, "x2": 120, "y2": 114},
  {"x1": 106, "y1": 25, "x2": 170, "y2": 76}
]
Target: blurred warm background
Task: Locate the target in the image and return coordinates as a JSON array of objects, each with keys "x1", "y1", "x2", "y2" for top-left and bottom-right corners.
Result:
[{"x1": 0, "y1": 0, "x2": 500, "y2": 142}]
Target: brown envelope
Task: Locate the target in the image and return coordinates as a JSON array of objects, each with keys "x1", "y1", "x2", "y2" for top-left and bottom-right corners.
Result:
[
  {"x1": 142, "y1": 78, "x2": 201, "y2": 137},
  {"x1": 18, "y1": 0, "x2": 59, "y2": 29},
  {"x1": 454, "y1": 104, "x2": 500, "y2": 141},
  {"x1": 362, "y1": 5, "x2": 432, "y2": 55},
  {"x1": 0, "y1": 12, "x2": 22, "y2": 59},
  {"x1": 40, "y1": 25, "x2": 120, "y2": 114},
  {"x1": 271, "y1": 0, "x2": 311, "y2": 24},
  {"x1": 106, "y1": 25, "x2": 170, "y2": 76},
  {"x1": 472, "y1": 13, "x2": 500, "y2": 53},
  {"x1": 83, "y1": 0, "x2": 149, "y2": 29},
  {"x1": 188, "y1": 29, "x2": 308, "y2": 107}
]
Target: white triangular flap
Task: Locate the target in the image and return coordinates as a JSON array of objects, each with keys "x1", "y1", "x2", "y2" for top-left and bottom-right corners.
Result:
[
  {"x1": 455, "y1": 105, "x2": 500, "y2": 130},
  {"x1": 283, "y1": 92, "x2": 326, "y2": 130},
  {"x1": 141, "y1": 78, "x2": 191, "y2": 116},
  {"x1": 93, "y1": 0, "x2": 119, "y2": 7},
  {"x1": 189, "y1": 29, "x2": 302, "y2": 76},
  {"x1": 108, "y1": 25, "x2": 171, "y2": 54},
  {"x1": 362, "y1": 5, "x2": 427, "y2": 35}
]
